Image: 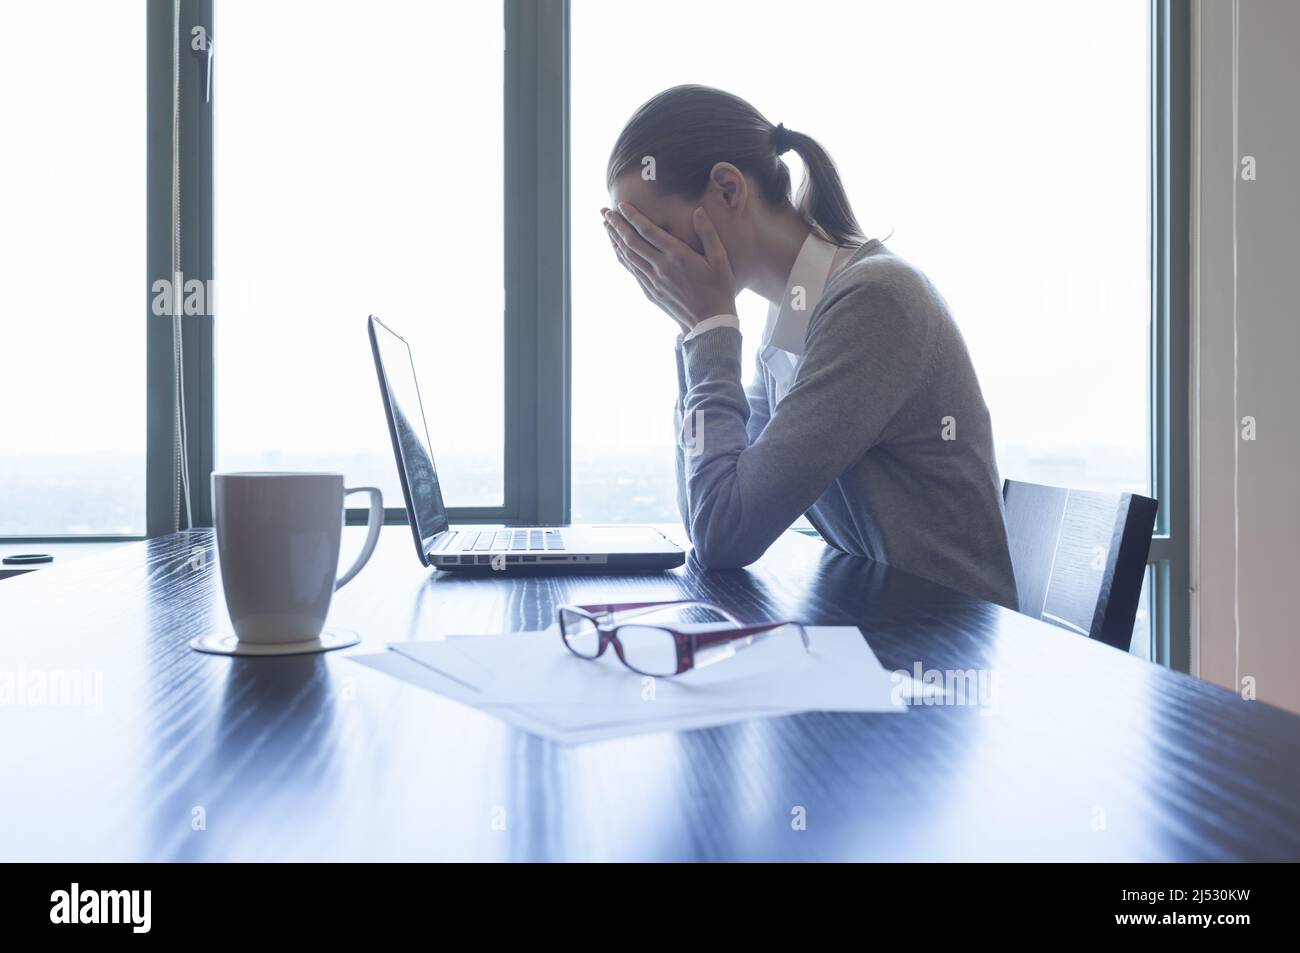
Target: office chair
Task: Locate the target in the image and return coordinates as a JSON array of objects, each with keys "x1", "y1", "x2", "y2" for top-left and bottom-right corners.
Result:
[{"x1": 1002, "y1": 480, "x2": 1158, "y2": 650}]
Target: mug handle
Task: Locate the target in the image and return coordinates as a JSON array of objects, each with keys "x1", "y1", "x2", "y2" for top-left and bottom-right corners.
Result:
[{"x1": 336, "y1": 486, "x2": 383, "y2": 590}]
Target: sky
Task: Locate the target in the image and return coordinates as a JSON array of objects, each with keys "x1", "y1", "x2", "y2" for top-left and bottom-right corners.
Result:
[
  {"x1": 571, "y1": 0, "x2": 1150, "y2": 461},
  {"x1": 0, "y1": 1, "x2": 145, "y2": 454}
]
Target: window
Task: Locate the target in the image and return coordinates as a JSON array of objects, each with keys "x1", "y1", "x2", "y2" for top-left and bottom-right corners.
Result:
[
  {"x1": 214, "y1": 0, "x2": 504, "y2": 509},
  {"x1": 570, "y1": 0, "x2": 1150, "y2": 523},
  {"x1": 0, "y1": 1, "x2": 145, "y2": 535},
  {"x1": 4, "y1": 0, "x2": 1183, "y2": 665},
  {"x1": 1131, "y1": 567, "x2": 1153, "y2": 659}
]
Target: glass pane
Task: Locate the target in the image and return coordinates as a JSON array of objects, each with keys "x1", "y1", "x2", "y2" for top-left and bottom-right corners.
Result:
[
  {"x1": 1129, "y1": 564, "x2": 1154, "y2": 660},
  {"x1": 571, "y1": 0, "x2": 1150, "y2": 524},
  {"x1": 215, "y1": 0, "x2": 503, "y2": 508},
  {"x1": 616, "y1": 625, "x2": 680, "y2": 676},
  {"x1": 0, "y1": 2, "x2": 145, "y2": 535},
  {"x1": 560, "y1": 610, "x2": 601, "y2": 657}
]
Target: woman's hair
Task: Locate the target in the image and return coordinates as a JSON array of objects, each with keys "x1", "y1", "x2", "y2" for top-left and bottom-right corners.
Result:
[{"x1": 606, "y1": 84, "x2": 864, "y2": 246}]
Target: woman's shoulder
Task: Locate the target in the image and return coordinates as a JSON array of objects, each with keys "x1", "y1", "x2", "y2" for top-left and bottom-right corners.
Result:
[
  {"x1": 826, "y1": 241, "x2": 939, "y2": 303},
  {"x1": 814, "y1": 241, "x2": 951, "y2": 340}
]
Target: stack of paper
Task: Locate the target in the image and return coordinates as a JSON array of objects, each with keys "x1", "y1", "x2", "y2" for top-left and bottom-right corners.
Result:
[{"x1": 351, "y1": 624, "x2": 911, "y2": 745}]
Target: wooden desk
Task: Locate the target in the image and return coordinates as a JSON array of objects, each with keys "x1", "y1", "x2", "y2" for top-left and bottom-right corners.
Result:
[
  {"x1": 1, "y1": 526, "x2": 1297, "y2": 861},
  {"x1": 0, "y1": 542, "x2": 124, "y2": 580}
]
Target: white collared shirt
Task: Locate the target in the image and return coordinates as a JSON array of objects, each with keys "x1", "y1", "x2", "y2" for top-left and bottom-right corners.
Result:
[{"x1": 682, "y1": 232, "x2": 861, "y2": 395}]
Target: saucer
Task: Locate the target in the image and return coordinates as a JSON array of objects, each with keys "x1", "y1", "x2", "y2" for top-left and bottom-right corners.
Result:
[{"x1": 190, "y1": 627, "x2": 361, "y2": 657}]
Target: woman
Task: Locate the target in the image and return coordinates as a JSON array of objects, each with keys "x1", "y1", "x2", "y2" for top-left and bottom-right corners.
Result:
[{"x1": 602, "y1": 85, "x2": 1018, "y2": 610}]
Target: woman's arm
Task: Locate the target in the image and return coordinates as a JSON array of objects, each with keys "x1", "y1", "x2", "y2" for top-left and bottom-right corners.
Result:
[
  {"x1": 678, "y1": 275, "x2": 935, "y2": 568},
  {"x1": 744, "y1": 349, "x2": 773, "y2": 445},
  {"x1": 674, "y1": 344, "x2": 691, "y2": 533},
  {"x1": 675, "y1": 342, "x2": 774, "y2": 543}
]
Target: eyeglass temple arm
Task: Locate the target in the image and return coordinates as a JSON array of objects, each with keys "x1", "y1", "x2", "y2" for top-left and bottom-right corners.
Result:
[
  {"x1": 693, "y1": 621, "x2": 809, "y2": 650},
  {"x1": 575, "y1": 600, "x2": 742, "y2": 624}
]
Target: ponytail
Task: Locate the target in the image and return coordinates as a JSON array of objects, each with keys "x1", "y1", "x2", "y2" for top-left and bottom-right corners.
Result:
[
  {"x1": 607, "y1": 85, "x2": 864, "y2": 246},
  {"x1": 782, "y1": 128, "x2": 864, "y2": 246}
]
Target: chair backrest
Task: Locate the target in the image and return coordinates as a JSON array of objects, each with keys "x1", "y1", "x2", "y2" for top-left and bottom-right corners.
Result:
[{"x1": 1002, "y1": 480, "x2": 1157, "y2": 650}]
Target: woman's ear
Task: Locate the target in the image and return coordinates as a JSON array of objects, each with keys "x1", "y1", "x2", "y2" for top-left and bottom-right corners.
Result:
[{"x1": 707, "y1": 162, "x2": 747, "y2": 213}]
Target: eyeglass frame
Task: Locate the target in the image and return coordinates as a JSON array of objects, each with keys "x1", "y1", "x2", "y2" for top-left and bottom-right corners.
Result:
[{"x1": 556, "y1": 599, "x2": 810, "y2": 677}]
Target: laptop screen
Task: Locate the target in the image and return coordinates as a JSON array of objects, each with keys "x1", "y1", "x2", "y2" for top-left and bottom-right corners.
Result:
[{"x1": 369, "y1": 316, "x2": 449, "y2": 555}]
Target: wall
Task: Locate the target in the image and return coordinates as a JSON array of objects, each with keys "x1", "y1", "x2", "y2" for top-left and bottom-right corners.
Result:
[{"x1": 1193, "y1": 0, "x2": 1300, "y2": 712}]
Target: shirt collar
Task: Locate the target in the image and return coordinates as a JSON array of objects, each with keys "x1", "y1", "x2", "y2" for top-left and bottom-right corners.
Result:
[{"x1": 761, "y1": 232, "x2": 842, "y2": 356}]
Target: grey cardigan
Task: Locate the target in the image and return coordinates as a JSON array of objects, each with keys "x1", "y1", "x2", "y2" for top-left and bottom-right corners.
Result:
[{"x1": 673, "y1": 241, "x2": 1019, "y2": 610}]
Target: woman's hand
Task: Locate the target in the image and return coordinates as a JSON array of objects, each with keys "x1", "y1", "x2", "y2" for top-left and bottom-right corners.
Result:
[{"x1": 602, "y1": 203, "x2": 737, "y2": 335}]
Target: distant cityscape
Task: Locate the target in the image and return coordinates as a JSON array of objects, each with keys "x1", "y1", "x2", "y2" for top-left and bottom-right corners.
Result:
[
  {"x1": 0, "y1": 443, "x2": 1150, "y2": 655},
  {"x1": 2, "y1": 442, "x2": 1146, "y2": 533},
  {"x1": 0, "y1": 451, "x2": 145, "y2": 536}
]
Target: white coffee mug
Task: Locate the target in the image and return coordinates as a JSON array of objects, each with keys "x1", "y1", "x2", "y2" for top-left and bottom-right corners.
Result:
[{"x1": 212, "y1": 472, "x2": 383, "y2": 645}]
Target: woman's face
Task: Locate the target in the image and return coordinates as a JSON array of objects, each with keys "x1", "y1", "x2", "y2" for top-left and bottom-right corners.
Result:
[
  {"x1": 608, "y1": 166, "x2": 757, "y2": 282},
  {"x1": 608, "y1": 173, "x2": 710, "y2": 255}
]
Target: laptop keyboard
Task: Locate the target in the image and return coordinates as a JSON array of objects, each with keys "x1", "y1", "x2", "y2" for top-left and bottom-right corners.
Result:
[{"x1": 452, "y1": 529, "x2": 566, "y2": 553}]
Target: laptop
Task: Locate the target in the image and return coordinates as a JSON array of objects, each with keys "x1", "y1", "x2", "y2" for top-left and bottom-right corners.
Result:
[{"x1": 368, "y1": 315, "x2": 685, "y2": 572}]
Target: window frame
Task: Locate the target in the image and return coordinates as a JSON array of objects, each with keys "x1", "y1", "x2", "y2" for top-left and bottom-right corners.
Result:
[
  {"x1": 496, "y1": 0, "x2": 571, "y2": 527},
  {"x1": 364, "y1": 0, "x2": 572, "y2": 527},
  {"x1": 1149, "y1": 0, "x2": 1192, "y2": 670},
  {"x1": 205, "y1": 0, "x2": 564, "y2": 530},
  {"x1": 0, "y1": 0, "x2": 192, "y2": 544},
  {"x1": 342, "y1": 0, "x2": 571, "y2": 527},
  {"x1": 146, "y1": 0, "x2": 214, "y2": 539},
  {"x1": 551, "y1": 0, "x2": 1192, "y2": 669}
]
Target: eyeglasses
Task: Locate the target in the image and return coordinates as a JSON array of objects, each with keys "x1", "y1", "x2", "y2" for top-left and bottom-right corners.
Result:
[{"x1": 557, "y1": 599, "x2": 810, "y2": 677}]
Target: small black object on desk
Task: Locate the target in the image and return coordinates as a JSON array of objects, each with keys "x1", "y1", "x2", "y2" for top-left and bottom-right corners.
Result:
[{"x1": 2, "y1": 553, "x2": 54, "y2": 565}]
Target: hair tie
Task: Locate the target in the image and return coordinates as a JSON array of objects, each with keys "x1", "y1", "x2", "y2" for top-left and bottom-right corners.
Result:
[{"x1": 773, "y1": 122, "x2": 793, "y2": 156}]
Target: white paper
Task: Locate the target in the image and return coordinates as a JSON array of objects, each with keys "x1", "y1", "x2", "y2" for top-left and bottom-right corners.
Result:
[
  {"x1": 352, "y1": 624, "x2": 919, "y2": 745},
  {"x1": 390, "y1": 625, "x2": 905, "y2": 714},
  {"x1": 349, "y1": 650, "x2": 789, "y2": 744}
]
